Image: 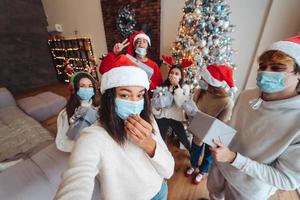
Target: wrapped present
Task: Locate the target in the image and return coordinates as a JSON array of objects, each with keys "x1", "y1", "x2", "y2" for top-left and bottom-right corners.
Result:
[
  {"x1": 151, "y1": 86, "x2": 174, "y2": 109},
  {"x1": 67, "y1": 106, "x2": 99, "y2": 140},
  {"x1": 182, "y1": 98, "x2": 199, "y2": 119}
]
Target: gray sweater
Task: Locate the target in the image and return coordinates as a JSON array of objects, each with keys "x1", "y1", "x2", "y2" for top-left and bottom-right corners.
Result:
[{"x1": 211, "y1": 89, "x2": 300, "y2": 199}]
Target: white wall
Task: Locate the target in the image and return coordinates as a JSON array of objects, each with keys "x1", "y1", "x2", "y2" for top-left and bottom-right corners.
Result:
[
  {"x1": 160, "y1": 0, "x2": 185, "y2": 56},
  {"x1": 229, "y1": 0, "x2": 271, "y2": 90},
  {"x1": 245, "y1": 0, "x2": 300, "y2": 89},
  {"x1": 160, "y1": 0, "x2": 271, "y2": 91},
  {"x1": 41, "y1": 0, "x2": 107, "y2": 64}
]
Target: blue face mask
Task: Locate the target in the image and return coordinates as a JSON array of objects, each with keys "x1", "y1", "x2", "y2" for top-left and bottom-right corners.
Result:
[
  {"x1": 135, "y1": 47, "x2": 147, "y2": 57},
  {"x1": 256, "y1": 71, "x2": 287, "y2": 93},
  {"x1": 77, "y1": 87, "x2": 94, "y2": 100},
  {"x1": 199, "y1": 80, "x2": 208, "y2": 90},
  {"x1": 115, "y1": 98, "x2": 144, "y2": 120},
  {"x1": 169, "y1": 74, "x2": 180, "y2": 82}
]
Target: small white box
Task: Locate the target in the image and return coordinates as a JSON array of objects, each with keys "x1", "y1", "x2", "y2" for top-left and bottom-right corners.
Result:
[{"x1": 188, "y1": 111, "x2": 236, "y2": 147}]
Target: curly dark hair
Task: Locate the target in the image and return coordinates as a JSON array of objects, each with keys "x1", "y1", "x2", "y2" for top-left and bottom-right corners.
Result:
[
  {"x1": 66, "y1": 73, "x2": 99, "y2": 121},
  {"x1": 99, "y1": 88, "x2": 152, "y2": 145}
]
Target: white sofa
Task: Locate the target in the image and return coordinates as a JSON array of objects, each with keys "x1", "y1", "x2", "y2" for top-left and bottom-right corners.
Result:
[
  {"x1": 0, "y1": 87, "x2": 53, "y2": 162},
  {"x1": 0, "y1": 87, "x2": 100, "y2": 199},
  {"x1": 0, "y1": 143, "x2": 100, "y2": 200}
]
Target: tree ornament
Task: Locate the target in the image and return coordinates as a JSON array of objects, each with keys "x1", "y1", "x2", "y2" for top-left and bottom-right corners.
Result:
[{"x1": 172, "y1": 0, "x2": 236, "y2": 93}]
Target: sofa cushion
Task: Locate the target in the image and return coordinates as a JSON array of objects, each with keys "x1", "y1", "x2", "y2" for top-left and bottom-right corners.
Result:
[
  {"x1": 17, "y1": 91, "x2": 66, "y2": 122},
  {"x1": 0, "y1": 87, "x2": 16, "y2": 108},
  {"x1": 0, "y1": 106, "x2": 53, "y2": 162},
  {"x1": 17, "y1": 97, "x2": 50, "y2": 122},
  {"x1": 0, "y1": 143, "x2": 100, "y2": 200},
  {"x1": 35, "y1": 92, "x2": 67, "y2": 117},
  {"x1": 31, "y1": 143, "x2": 69, "y2": 190},
  {"x1": 0, "y1": 159, "x2": 53, "y2": 200}
]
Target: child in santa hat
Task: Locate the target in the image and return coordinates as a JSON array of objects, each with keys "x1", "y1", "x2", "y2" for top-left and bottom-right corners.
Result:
[
  {"x1": 207, "y1": 35, "x2": 300, "y2": 199},
  {"x1": 99, "y1": 31, "x2": 163, "y2": 92},
  {"x1": 55, "y1": 55, "x2": 174, "y2": 200},
  {"x1": 185, "y1": 64, "x2": 236, "y2": 185}
]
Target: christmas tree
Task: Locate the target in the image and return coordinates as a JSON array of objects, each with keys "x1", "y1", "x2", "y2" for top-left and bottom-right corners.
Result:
[{"x1": 172, "y1": 0, "x2": 235, "y2": 87}]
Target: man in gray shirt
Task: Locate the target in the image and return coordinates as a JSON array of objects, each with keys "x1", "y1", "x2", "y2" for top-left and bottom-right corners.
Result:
[{"x1": 207, "y1": 35, "x2": 300, "y2": 200}]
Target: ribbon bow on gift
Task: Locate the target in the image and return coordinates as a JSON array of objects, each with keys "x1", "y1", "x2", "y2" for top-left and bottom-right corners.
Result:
[
  {"x1": 151, "y1": 86, "x2": 174, "y2": 109},
  {"x1": 152, "y1": 86, "x2": 169, "y2": 97}
]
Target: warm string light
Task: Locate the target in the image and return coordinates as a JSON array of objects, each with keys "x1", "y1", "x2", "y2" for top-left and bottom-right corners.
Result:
[{"x1": 48, "y1": 38, "x2": 97, "y2": 82}]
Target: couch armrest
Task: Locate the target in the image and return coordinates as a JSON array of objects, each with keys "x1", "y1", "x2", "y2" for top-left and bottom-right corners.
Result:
[{"x1": 0, "y1": 88, "x2": 16, "y2": 108}]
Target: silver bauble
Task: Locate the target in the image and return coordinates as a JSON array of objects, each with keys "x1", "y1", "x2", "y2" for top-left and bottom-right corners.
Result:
[
  {"x1": 217, "y1": 20, "x2": 224, "y2": 27},
  {"x1": 194, "y1": 8, "x2": 201, "y2": 16},
  {"x1": 214, "y1": 38, "x2": 220, "y2": 45},
  {"x1": 223, "y1": 21, "x2": 230, "y2": 29},
  {"x1": 202, "y1": 48, "x2": 209, "y2": 55},
  {"x1": 199, "y1": 40, "x2": 206, "y2": 48}
]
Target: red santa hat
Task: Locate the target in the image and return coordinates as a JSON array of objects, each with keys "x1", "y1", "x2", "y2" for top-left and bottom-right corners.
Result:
[
  {"x1": 268, "y1": 35, "x2": 300, "y2": 67},
  {"x1": 100, "y1": 55, "x2": 149, "y2": 94},
  {"x1": 127, "y1": 31, "x2": 151, "y2": 56},
  {"x1": 200, "y1": 64, "x2": 238, "y2": 93}
]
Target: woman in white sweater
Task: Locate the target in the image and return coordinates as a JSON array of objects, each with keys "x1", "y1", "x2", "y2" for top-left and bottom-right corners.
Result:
[
  {"x1": 207, "y1": 36, "x2": 300, "y2": 200},
  {"x1": 55, "y1": 55, "x2": 174, "y2": 200},
  {"x1": 152, "y1": 65, "x2": 191, "y2": 151},
  {"x1": 56, "y1": 72, "x2": 99, "y2": 152}
]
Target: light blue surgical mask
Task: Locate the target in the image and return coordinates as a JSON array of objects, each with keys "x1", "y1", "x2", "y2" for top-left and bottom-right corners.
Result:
[
  {"x1": 199, "y1": 80, "x2": 208, "y2": 90},
  {"x1": 135, "y1": 47, "x2": 147, "y2": 57},
  {"x1": 77, "y1": 87, "x2": 94, "y2": 100},
  {"x1": 115, "y1": 98, "x2": 144, "y2": 120},
  {"x1": 169, "y1": 75, "x2": 180, "y2": 83},
  {"x1": 256, "y1": 71, "x2": 287, "y2": 93}
]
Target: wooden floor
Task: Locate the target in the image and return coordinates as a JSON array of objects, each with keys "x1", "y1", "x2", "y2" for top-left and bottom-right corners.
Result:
[
  {"x1": 27, "y1": 83, "x2": 299, "y2": 200},
  {"x1": 167, "y1": 141, "x2": 299, "y2": 200}
]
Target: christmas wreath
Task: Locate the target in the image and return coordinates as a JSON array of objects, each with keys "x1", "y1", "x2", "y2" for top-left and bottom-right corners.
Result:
[{"x1": 116, "y1": 5, "x2": 137, "y2": 37}]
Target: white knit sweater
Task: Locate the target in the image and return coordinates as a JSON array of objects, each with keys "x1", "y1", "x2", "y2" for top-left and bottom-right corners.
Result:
[
  {"x1": 152, "y1": 84, "x2": 190, "y2": 122},
  {"x1": 55, "y1": 118, "x2": 175, "y2": 200},
  {"x1": 55, "y1": 109, "x2": 75, "y2": 152},
  {"x1": 209, "y1": 89, "x2": 300, "y2": 199}
]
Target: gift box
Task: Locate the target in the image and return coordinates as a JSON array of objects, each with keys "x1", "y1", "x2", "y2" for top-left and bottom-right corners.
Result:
[
  {"x1": 151, "y1": 87, "x2": 174, "y2": 109},
  {"x1": 188, "y1": 111, "x2": 236, "y2": 147}
]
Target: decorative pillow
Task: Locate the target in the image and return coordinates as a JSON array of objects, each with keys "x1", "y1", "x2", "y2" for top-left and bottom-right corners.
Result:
[{"x1": 0, "y1": 87, "x2": 16, "y2": 108}]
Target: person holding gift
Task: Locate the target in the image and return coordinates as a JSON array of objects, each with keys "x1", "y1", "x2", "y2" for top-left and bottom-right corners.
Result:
[
  {"x1": 56, "y1": 72, "x2": 100, "y2": 152},
  {"x1": 185, "y1": 64, "x2": 236, "y2": 185},
  {"x1": 207, "y1": 36, "x2": 300, "y2": 200},
  {"x1": 152, "y1": 55, "x2": 193, "y2": 151}
]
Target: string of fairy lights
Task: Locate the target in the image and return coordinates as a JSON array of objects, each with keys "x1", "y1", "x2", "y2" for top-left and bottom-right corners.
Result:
[{"x1": 48, "y1": 38, "x2": 97, "y2": 82}]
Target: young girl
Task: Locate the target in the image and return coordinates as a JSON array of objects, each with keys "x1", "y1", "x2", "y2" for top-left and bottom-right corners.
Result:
[
  {"x1": 152, "y1": 56, "x2": 193, "y2": 151},
  {"x1": 185, "y1": 64, "x2": 236, "y2": 184},
  {"x1": 55, "y1": 55, "x2": 174, "y2": 200},
  {"x1": 55, "y1": 71, "x2": 99, "y2": 152}
]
